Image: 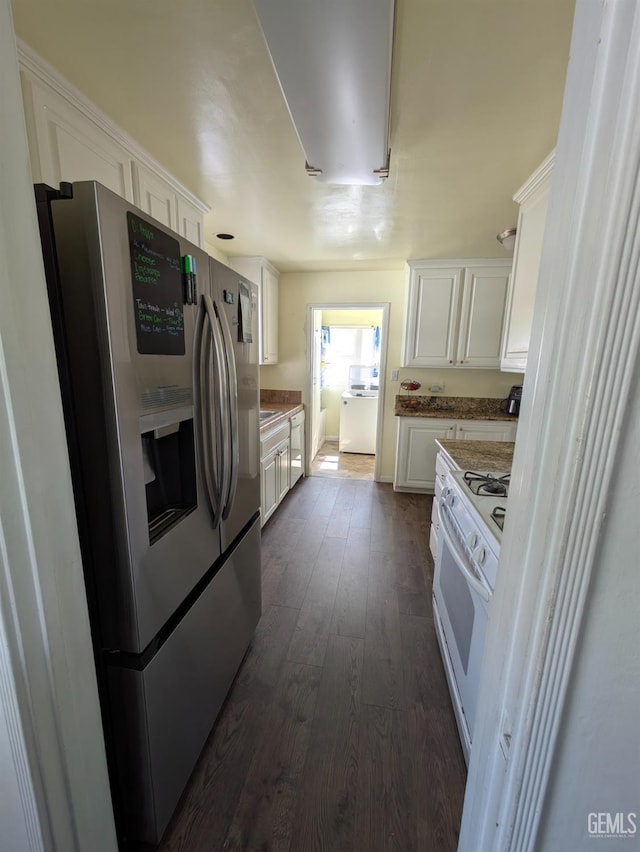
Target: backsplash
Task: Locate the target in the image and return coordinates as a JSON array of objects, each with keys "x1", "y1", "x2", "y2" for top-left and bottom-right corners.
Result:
[
  {"x1": 260, "y1": 388, "x2": 302, "y2": 405},
  {"x1": 394, "y1": 395, "x2": 514, "y2": 420}
]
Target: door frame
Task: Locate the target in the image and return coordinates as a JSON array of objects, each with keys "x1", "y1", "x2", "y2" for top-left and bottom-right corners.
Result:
[
  {"x1": 305, "y1": 302, "x2": 389, "y2": 481},
  {"x1": 459, "y1": 1, "x2": 640, "y2": 848}
]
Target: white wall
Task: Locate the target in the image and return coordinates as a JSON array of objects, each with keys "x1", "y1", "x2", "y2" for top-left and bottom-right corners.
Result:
[
  {"x1": 261, "y1": 269, "x2": 521, "y2": 479},
  {"x1": 0, "y1": 2, "x2": 117, "y2": 848}
]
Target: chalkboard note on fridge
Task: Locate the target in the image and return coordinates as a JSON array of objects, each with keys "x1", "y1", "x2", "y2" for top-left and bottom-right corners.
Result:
[{"x1": 127, "y1": 212, "x2": 185, "y2": 355}]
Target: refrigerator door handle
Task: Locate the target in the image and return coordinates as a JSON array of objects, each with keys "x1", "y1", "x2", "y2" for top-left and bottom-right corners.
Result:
[
  {"x1": 204, "y1": 295, "x2": 231, "y2": 516},
  {"x1": 215, "y1": 299, "x2": 239, "y2": 519},
  {"x1": 194, "y1": 298, "x2": 221, "y2": 526},
  {"x1": 202, "y1": 293, "x2": 228, "y2": 529}
]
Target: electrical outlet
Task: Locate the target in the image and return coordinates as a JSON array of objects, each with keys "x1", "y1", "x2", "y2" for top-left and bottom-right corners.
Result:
[
  {"x1": 391, "y1": 369, "x2": 399, "y2": 381},
  {"x1": 429, "y1": 383, "x2": 445, "y2": 393}
]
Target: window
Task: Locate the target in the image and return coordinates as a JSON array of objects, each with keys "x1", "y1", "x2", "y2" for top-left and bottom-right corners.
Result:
[{"x1": 321, "y1": 325, "x2": 378, "y2": 388}]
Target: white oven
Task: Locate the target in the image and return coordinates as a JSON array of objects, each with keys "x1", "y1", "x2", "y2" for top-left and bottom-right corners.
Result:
[{"x1": 432, "y1": 471, "x2": 507, "y2": 764}]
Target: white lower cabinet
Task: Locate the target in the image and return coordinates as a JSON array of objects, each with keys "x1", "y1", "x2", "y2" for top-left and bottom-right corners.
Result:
[
  {"x1": 260, "y1": 421, "x2": 291, "y2": 526},
  {"x1": 289, "y1": 410, "x2": 305, "y2": 488},
  {"x1": 395, "y1": 419, "x2": 456, "y2": 492},
  {"x1": 455, "y1": 420, "x2": 518, "y2": 442},
  {"x1": 260, "y1": 415, "x2": 303, "y2": 526},
  {"x1": 261, "y1": 450, "x2": 279, "y2": 523},
  {"x1": 394, "y1": 417, "x2": 517, "y2": 493}
]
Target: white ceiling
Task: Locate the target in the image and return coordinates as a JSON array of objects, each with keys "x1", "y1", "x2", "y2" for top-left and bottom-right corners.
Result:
[{"x1": 11, "y1": 0, "x2": 575, "y2": 271}]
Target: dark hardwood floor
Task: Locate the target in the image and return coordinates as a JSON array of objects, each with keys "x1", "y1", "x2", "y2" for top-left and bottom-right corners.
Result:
[{"x1": 159, "y1": 477, "x2": 467, "y2": 852}]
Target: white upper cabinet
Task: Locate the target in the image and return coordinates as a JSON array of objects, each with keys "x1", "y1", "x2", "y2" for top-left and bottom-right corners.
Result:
[
  {"x1": 25, "y1": 74, "x2": 134, "y2": 201},
  {"x1": 501, "y1": 152, "x2": 554, "y2": 372},
  {"x1": 403, "y1": 266, "x2": 463, "y2": 367},
  {"x1": 132, "y1": 163, "x2": 175, "y2": 229},
  {"x1": 228, "y1": 256, "x2": 279, "y2": 365},
  {"x1": 175, "y1": 196, "x2": 204, "y2": 247},
  {"x1": 402, "y1": 259, "x2": 511, "y2": 368},
  {"x1": 19, "y1": 45, "x2": 208, "y2": 247}
]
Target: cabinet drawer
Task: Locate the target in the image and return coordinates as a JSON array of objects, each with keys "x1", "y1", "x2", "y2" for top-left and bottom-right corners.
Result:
[
  {"x1": 260, "y1": 421, "x2": 290, "y2": 457},
  {"x1": 290, "y1": 410, "x2": 305, "y2": 429}
]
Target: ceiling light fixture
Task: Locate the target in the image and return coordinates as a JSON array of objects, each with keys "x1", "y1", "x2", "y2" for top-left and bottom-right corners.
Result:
[
  {"x1": 253, "y1": 0, "x2": 395, "y2": 186},
  {"x1": 497, "y1": 227, "x2": 517, "y2": 252}
]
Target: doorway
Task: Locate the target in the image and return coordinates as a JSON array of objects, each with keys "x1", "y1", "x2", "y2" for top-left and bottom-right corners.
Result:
[{"x1": 306, "y1": 303, "x2": 389, "y2": 481}]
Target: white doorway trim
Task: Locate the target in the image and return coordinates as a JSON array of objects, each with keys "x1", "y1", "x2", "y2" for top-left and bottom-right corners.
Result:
[
  {"x1": 459, "y1": 1, "x2": 640, "y2": 849},
  {"x1": 305, "y1": 302, "x2": 389, "y2": 482}
]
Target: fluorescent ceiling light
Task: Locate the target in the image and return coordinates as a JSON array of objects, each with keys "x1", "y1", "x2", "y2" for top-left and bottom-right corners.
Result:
[{"x1": 253, "y1": 0, "x2": 395, "y2": 186}]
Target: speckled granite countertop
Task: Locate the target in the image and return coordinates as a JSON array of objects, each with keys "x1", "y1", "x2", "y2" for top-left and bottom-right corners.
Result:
[
  {"x1": 259, "y1": 403, "x2": 304, "y2": 434},
  {"x1": 394, "y1": 394, "x2": 516, "y2": 422},
  {"x1": 436, "y1": 439, "x2": 515, "y2": 472}
]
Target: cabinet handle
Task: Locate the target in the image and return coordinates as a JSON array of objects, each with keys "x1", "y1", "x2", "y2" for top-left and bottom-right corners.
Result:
[{"x1": 449, "y1": 359, "x2": 453, "y2": 364}]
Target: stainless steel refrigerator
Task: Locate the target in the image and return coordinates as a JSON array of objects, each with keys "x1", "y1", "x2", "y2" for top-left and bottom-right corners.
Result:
[{"x1": 35, "y1": 181, "x2": 262, "y2": 847}]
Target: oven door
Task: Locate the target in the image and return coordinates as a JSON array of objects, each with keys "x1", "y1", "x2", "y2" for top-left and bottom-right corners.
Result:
[{"x1": 433, "y1": 496, "x2": 491, "y2": 761}]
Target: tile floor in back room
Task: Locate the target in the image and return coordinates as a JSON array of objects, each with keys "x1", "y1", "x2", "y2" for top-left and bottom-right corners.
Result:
[
  {"x1": 310, "y1": 441, "x2": 375, "y2": 480},
  {"x1": 159, "y1": 475, "x2": 467, "y2": 852}
]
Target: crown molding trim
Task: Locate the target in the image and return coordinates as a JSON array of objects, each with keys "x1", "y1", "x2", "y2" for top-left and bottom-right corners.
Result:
[{"x1": 17, "y1": 39, "x2": 210, "y2": 215}]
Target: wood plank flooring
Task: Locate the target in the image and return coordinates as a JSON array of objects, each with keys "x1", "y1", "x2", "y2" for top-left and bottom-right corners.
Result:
[{"x1": 159, "y1": 477, "x2": 467, "y2": 852}]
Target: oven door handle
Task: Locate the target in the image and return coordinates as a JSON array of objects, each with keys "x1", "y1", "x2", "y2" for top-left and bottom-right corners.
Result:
[{"x1": 437, "y1": 501, "x2": 491, "y2": 603}]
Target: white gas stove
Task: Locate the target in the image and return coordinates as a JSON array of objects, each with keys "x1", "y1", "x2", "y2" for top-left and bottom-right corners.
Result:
[
  {"x1": 449, "y1": 470, "x2": 509, "y2": 555},
  {"x1": 432, "y1": 468, "x2": 510, "y2": 763}
]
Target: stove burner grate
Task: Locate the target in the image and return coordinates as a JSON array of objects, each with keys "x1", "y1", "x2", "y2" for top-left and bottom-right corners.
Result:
[
  {"x1": 491, "y1": 506, "x2": 506, "y2": 531},
  {"x1": 463, "y1": 471, "x2": 510, "y2": 497}
]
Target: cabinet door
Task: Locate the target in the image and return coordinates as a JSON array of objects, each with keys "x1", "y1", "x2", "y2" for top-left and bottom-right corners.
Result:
[
  {"x1": 228, "y1": 258, "x2": 279, "y2": 366},
  {"x1": 290, "y1": 422, "x2": 304, "y2": 487},
  {"x1": 176, "y1": 197, "x2": 203, "y2": 247},
  {"x1": 454, "y1": 420, "x2": 517, "y2": 442},
  {"x1": 394, "y1": 418, "x2": 456, "y2": 492},
  {"x1": 456, "y1": 266, "x2": 510, "y2": 368},
  {"x1": 26, "y1": 76, "x2": 134, "y2": 200},
  {"x1": 132, "y1": 164, "x2": 176, "y2": 229},
  {"x1": 501, "y1": 189, "x2": 550, "y2": 371},
  {"x1": 260, "y1": 450, "x2": 279, "y2": 526},
  {"x1": 402, "y1": 267, "x2": 463, "y2": 367},
  {"x1": 261, "y1": 266, "x2": 279, "y2": 364},
  {"x1": 501, "y1": 158, "x2": 553, "y2": 372},
  {"x1": 277, "y1": 440, "x2": 291, "y2": 503}
]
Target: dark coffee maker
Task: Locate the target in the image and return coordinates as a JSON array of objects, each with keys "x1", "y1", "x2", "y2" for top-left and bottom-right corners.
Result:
[{"x1": 507, "y1": 385, "x2": 522, "y2": 416}]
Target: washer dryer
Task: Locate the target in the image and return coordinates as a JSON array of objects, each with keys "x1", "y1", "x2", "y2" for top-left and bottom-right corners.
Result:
[{"x1": 339, "y1": 390, "x2": 378, "y2": 454}]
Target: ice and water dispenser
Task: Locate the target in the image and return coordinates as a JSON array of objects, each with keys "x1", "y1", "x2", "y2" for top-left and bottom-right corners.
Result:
[{"x1": 141, "y1": 413, "x2": 197, "y2": 544}]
